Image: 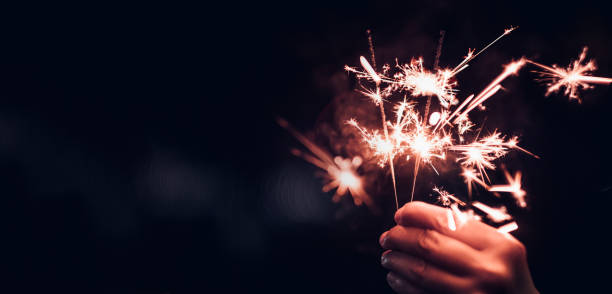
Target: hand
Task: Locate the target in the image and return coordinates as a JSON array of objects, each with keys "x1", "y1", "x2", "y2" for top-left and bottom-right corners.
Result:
[{"x1": 379, "y1": 201, "x2": 538, "y2": 294}]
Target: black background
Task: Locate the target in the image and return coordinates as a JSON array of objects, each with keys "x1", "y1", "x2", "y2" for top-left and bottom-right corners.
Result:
[{"x1": 3, "y1": 1, "x2": 612, "y2": 293}]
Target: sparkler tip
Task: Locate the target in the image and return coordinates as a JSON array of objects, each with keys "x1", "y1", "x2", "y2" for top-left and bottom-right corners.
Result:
[
  {"x1": 504, "y1": 26, "x2": 518, "y2": 35},
  {"x1": 428, "y1": 112, "x2": 441, "y2": 126},
  {"x1": 359, "y1": 55, "x2": 381, "y2": 83}
]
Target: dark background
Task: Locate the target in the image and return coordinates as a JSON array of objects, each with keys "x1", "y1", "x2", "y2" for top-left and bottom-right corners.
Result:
[{"x1": 3, "y1": 1, "x2": 612, "y2": 293}]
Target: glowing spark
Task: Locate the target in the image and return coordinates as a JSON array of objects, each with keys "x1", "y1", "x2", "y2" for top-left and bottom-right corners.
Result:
[
  {"x1": 489, "y1": 169, "x2": 527, "y2": 208},
  {"x1": 528, "y1": 47, "x2": 612, "y2": 102},
  {"x1": 278, "y1": 118, "x2": 372, "y2": 206},
  {"x1": 446, "y1": 208, "x2": 457, "y2": 231},
  {"x1": 451, "y1": 132, "x2": 536, "y2": 187},
  {"x1": 472, "y1": 201, "x2": 513, "y2": 223},
  {"x1": 434, "y1": 188, "x2": 518, "y2": 233},
  {"x1": 461, "y1": 167, "x2": 490, "y2": 196},
  {"x1": 449, "y1": 203, "x2": 481, "y2": 228},
  {"x1": 360, "y1": 56, "x2": 382, "y2": 84},
  {"x1": 497, "y1": 221, "x2": 519, "y2": 234},
  {"x1": 429, "y1": 111, "x2": 441, "y2": 126},
  {"x1": 451, "y1": 59, "x2": 526, "y2": 124},
  {"x1": 394, "y1": 58, "x2": 458, "y2": 107},
  {"x1": 323, "y1": 156, "x2": 368, "y2": 204},
  {"x1": 433, "y1": 187, "x2": 466, "y2": 206},
  {"x1": 347, "y1": 119, "x2": 398, "y2": 167}
]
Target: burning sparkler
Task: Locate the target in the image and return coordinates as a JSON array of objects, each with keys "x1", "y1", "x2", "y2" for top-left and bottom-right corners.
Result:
[
  {"x1": 280, "y1": 25, "x2": 611, "y2": 235},
  {"x1": 450, "y1": 131, "x2": 534, "y2": 186},
  {"x1": 346, "y1": 28, "x2": 533, "y2": 207},
  {"x1": 528, "y1": 47, "x2": 612, "y2": 102},
  {"x1": 277, "y1": 118, "x2": 372, "y2": 207},
  {"x1": 433, "y1": 187, "x2": 517, "y2": 233},
  {"x1": 489, "y1": 168, "x2": 527, "y2": 208}
]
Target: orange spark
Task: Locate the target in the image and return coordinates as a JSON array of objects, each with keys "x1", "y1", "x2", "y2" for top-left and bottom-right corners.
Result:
[
  {"x1": 451, "y1": 131, "x2": 536, "y2": 187},
  {"x1": 344, "y1": 27, "x2": 538, "y2": 214},
  {"x1": 393, "y1": 58, "x2": 458, "y2": 108},
  {"x1": 489, "y1": 169, "x2": 527, "y2": 208},
  {"x1": 461, "y1": 167, "x2": 490, "y2": 196},
  {"x1": 433, "y1": 187, "x2": 466, "y2": 206},
  {"x1": 497, "y1": 221, "x2": 519, "y2": 234},
  {"x1": 323, "y1": 156, "x2": 369, "y2": 204},
  {"x1": 528, "y1": 47, "x2": 612, "y2": 102},
  {"x1": 446, "y1": 208, "x2": 457, "y2": 231},
  {"x1": 451, "y1": 59, "x2": 526, "y2": 124},
  {"x1": 472, "y1": 201, "x2": 513, "y2": 223},
  {"x1": 428, "y1": 111, "x2": 441, "y2": 126},
  {"x1": 278, "y1": 118, "x2": 372, "y2": 207}
]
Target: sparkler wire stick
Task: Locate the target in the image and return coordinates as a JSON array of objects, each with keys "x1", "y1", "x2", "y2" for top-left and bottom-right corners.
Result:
[
  {"x1": 424, "y1": 30, "x2": 446, "y2": 122},
  {"x1": 378, "y1": 77, "x2": 400, "y2": 210},
  {"x1": 410, "y1": 157, "x2": 420, "y2": 202},
  {"x1": 412, "y1": 30, "x2": 446, "y2": 204},
  {"x1": 451, "y1": 26, "x2": 517, "y2": 75},
  {"x1": 363, "y1": 33, "x2": 401, "y2": 210}
]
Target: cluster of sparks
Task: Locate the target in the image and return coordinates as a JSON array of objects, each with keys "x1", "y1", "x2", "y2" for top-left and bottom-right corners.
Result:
[
  {"x1": 277, "y1": 117, "x2": 372, "y2": 206},
  {"x1": 528, "y1": 47, "x2": 612, "y2": 102},
  {"x1": 281, "y1": 27, "x2": 612, "y2": 233},
  {"x1": 345, "y1": 28, "x2": 533, "y2": 217}
]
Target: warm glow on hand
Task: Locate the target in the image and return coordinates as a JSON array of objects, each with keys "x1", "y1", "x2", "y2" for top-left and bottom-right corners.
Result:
[{"x1": 379, "y1": 202, "x2": 538, "y2": 294}]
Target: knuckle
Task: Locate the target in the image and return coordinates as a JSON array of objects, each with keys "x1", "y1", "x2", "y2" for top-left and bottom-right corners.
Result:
[
  {"x1": 433, "y1": 214, "x2": 449, "y2": 232},
  {"x1": 416, "y1": 229, "x2": 439, "y2": 255},
  {"x1": 455, "y1": 278, "x2": 479, "y2": 294},
  {"x1": 385, "y1": 226, "x2": 402, "y2": 245},
  {"x1": 511, "y1": 240, "x2": 527, "y2": 256},
  {"x1": 500, "y1": 238, "x2": 527, "y2": 260},
  {"x1": 475, "y1": 261, "x2": 512, "y2": 290},
  {"x1": 384, "y1": 226, "x2": 407, "y2": 248},
  {"x1": 412, "y1": 257, "x2": 428, "y2": 279}
]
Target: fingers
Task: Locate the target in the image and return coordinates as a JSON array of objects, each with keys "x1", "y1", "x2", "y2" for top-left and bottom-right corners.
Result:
[
  {"x1": 386, "y1": 272, "x2": 426, "y2": 294},
  {"x1": 394, "y1": 201, "x2": 506, "y2": 250},
  {"x1": 383, "y1": 251, "x2": 471, "y2": 293},
  {"x1": 380, "y1": 225, "x2": 480, "y2": 274}
]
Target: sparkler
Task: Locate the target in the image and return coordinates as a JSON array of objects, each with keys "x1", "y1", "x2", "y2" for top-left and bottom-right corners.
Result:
[
  {"x1": 277, "y1": 118, "x2": 372, "y2": 207},
  {"x1": 280, "y1": 26, "x2": 610, "y2": 234},
  {"x1": 434, "y1": 187, "x2": 517, "y2": 233},
  {"x1": 489, "y1": 168, "x2": 527, "y2": 208},
  {"x1": 450, "y1": 131, "x2": 535, "y2": 187},
  {"x1": 346, "y1": 28, "x2": 534, "y2": 207},
  {"x1": 528, "y1": 47, "x2": 612, "y2": 102}
]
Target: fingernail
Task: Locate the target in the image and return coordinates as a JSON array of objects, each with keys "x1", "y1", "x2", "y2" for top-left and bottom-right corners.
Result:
[
  {"x1": 379, "y1": 231, "x2": 389, "y2": 246},
  {"x1": 381, "y1": 251, "x2": 391, "y2": 267},
  {"x1": 394, "y1": 209, "x2": 403, "y2": 224}
]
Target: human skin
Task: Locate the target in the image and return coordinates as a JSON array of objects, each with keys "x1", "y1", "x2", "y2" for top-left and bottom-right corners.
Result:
[{"x1": 379, "y1": 201, "x2": 539, "y2": 294}]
